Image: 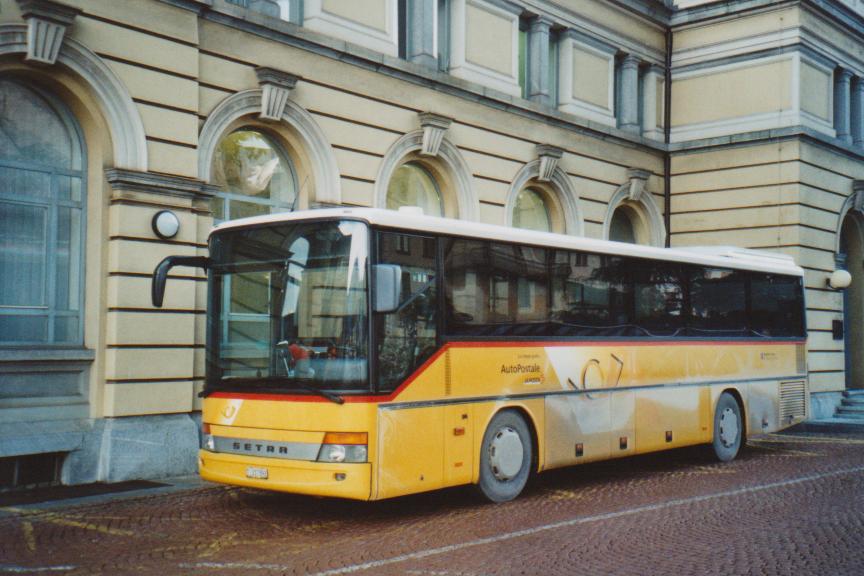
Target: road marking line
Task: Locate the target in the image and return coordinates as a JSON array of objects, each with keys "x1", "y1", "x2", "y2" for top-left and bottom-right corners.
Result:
[
  {"x1": 305, "y1": 465, "x2": 864, "y2": 576},
  {"x1": 180, "y1": 562, "x2": 301, "y2": 571},
  {"x1": 0, "y1": 566, "x2": 76, "y2": 573},
  {"x1": 1, "y1": 508, "x2": 133, "y2": 537},
  {"x1": 757, "y1": 435, "x2": 864, "y2": 445},
  {"x1": 198, "y1": 532, "x2": 238, "y2": 558},
  {"x1": 21, "y1": 521, "x2": 36, "y2": 553}
]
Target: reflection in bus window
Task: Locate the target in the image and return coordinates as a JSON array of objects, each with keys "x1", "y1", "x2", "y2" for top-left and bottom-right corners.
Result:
[
  {"x1": 375, "y1": 232, "x2": 437, "y2": 391},
  {"x1": 750, "y1": 274, "x2": 805, "y2": 337},
  {"x1": 689, "y1": 268, "x2": 746, "y2": 336},
  {"x1": 633, "y1": 261, "x2": 683, "y2": 336},
  {"x1": 550, "y1": 251, "x2": 632, "y2": 335},
  {"x1": 444, "y1": 239, "x2": 549, "y2": 336}
]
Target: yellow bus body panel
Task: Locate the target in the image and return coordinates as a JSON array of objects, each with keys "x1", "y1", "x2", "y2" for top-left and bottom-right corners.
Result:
[{"x1": 200, "y1": 341, "x2": 806, "y2": 500}]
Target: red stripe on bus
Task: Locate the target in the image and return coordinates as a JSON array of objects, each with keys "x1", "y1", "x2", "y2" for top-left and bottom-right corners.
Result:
[
  {"x1": 450, "y1": 339, "x2": 805, "y2": 348},
  {"x1": 208, "y1": 339, "x2": 804, "y2": 404}
]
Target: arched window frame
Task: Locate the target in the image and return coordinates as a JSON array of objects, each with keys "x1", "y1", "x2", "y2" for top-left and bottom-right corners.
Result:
[
  {"x1": 602, "y1": 174, "x2": 665, "y2": 247},
  {"x1": 198, "y1": 89, "x2": 341, "y2": 207},
  {"x1": 209, "y1": 127, "x2": 300, "y2": 224},
  {"x1": 374, "y1": 130, "x2": 477, "y2": 220},
  {"x1": 0, "y1": 78, "x2": 87, "y2": 346},
  {"x1": 505, "y1": 159, "x2": 582, "y2": 235}
]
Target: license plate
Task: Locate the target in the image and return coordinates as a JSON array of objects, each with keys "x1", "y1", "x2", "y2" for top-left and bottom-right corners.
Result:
[{"x1": 246, "y1": 466, "x2": 268, "y2": 480}]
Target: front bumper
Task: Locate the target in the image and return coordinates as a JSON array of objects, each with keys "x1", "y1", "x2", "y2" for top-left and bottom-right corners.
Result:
[{"x1": 199, "y1": 450, "x2": 372, "y2": 500}]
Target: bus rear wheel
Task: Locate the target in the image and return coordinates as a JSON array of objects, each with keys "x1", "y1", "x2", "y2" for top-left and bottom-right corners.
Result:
[
  {"x1": 712, "y1": 392, "x2": 743, "y2": 462},
  {"x1": 477, "y1": 410, "x2": 532, "y2": 503}
]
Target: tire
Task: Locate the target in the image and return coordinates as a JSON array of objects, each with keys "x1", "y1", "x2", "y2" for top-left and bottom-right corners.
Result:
[
  {"x1": 477, "y1": 410, "x2": 532, "y2": 503},
  {"x1": 712, "y1": 392, "x2": 743, "y2": 462}
]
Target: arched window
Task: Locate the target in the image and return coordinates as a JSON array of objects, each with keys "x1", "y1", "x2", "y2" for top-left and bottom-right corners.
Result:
[
  {"x1": 385, "y1": 161, "x2": 443, "y2": 217},
  {"x1": 512, "y1": 187, "x2": 553, "y2": 233},
  {"x1": 210, "y1": 129, "x2": 297, "y2": 223},
  {"x1": 609, "y1": 206, "x2": 637, "y2": 244},
  {"x1": 0, "y1": 79, "x2": 86, "y2": 345}
]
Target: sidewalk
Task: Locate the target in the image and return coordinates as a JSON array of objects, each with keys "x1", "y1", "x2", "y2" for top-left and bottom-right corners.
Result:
[
  {"x1": 789, "y1": 417, "x2": 864, "y2": 435},
  {"x1": 0, "y1": 475, "x2": 205, "y2": 515}
]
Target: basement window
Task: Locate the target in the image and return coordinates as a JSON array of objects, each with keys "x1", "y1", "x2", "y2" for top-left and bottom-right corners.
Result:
[{"x1": 0, "y1": 453, "x2": 64, "y2": 492}]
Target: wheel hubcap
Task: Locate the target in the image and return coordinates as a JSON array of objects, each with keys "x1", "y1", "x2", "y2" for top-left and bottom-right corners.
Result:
[
  {"x1": 489, "y1": 426, "x2": 523, "y2": 481},
  {"x1": 719, "y1": 407, "x2": 739, "y2": 448}
]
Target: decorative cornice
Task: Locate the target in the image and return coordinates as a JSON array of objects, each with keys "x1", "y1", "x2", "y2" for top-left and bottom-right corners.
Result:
[
  {"x1": 15, "y1": 0, "x2": 81, "y2": 65},
  {"x1": 418, "y1": 112, "x2": 452, "y2": 157},
  {"x1": 255, "y1": 67, "x2": 300, "y2": 121},
  {"x1": 105, "y1": 168, "x2": 217, "y2": 200},
  {"x1": 535, "y1": 144, "x2": 564, "y2": 182},
  {"x1": 157, "y1": 0, "x2": 212, "y2": 13},
  {"x1": 563, "y1": 28, "x2": 619, "y2": 56}
]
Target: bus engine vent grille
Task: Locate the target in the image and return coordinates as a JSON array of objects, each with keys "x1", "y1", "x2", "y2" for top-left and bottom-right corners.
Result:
[{"x1": 779, "y1": 380, "x2": 806, "y2": 422}]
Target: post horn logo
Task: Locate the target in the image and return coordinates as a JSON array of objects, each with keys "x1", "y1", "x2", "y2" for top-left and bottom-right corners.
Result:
[{"x1": 222, "y1": 405, "x2": 237, "y2": 419}]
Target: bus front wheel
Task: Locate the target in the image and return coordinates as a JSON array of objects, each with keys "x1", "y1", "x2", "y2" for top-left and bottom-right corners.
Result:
[
  {"x1": 477, "y1": 410, "x2": 532, "y2": 503},
  {"x1": 712, "y1": 392, "x2": 743, "y2": 462}
]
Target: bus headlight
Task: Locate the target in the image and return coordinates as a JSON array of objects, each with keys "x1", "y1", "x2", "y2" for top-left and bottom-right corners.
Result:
[
  {"x1": 320, "y1": 444, "x2": 346, "y2": 462},
  {"x1": 203, "y1": 434, "x2": 215, "y2": 451},
  {"x1": 317, "y1": 432, "x2": 368, "y2": 463}
]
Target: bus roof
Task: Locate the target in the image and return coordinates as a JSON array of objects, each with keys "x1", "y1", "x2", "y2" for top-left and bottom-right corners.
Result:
[{"x1": 212, "y1": 207, "x2": 804, "y2": 276}]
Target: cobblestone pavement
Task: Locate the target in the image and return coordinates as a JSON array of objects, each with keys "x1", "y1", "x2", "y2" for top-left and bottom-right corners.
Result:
[{"x1": 2, "y1": 429, "x2": 864, "y2": 576}]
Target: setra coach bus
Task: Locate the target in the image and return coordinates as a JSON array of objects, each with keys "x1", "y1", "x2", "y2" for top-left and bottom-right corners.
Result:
[{"x1": 152, "y1": 207, "x2": 808, "y2": 502}]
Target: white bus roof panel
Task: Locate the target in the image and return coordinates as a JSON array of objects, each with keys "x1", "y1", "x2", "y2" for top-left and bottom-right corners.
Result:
[{"x1": 212, "y1": 208, "x2": 804, "y2": 277}]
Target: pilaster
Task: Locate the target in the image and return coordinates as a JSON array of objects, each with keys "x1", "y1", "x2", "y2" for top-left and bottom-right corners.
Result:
[
  {"x1": 618, "y1": 54, "x2": 641, "y2": 133},
  {"x1": 852, "y1": 77, "x2": 864, "y2": 148},
  {"x1": 641, "y1": 65, "x2": 663, "y2": 140},
  {"x1": 407, "y1": 0, "x2": 437, "y2": 68},
  {"x1": 835, "y1": 68, "x2": 853, "y2": 144},
  {"x1": 527, "y1": 16, "x2": 554, "y2": 106}
]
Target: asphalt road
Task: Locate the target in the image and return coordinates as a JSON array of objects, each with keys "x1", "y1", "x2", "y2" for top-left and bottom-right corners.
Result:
[{"x1": 2, "y1": 427, "x2": 864, "y2": 575}]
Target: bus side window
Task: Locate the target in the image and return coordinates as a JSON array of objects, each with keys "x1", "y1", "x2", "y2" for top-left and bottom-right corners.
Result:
[
  {"x1": 444, "y1": 239, "x2": 549, "y2": 336},
  {"x1": 375, "y1": 231, "x2": 438, "y2": 391},
  {"x1": 749, "y1": 273, "x2": 805, "y2": 337},
  {"x1": 688, "y1": 267, "x2": 747, "y2": 337},
  {"x1": 550, "y1": 251, "x2": 631, "y2": 336},
  {"x1": 633, "y1": 260, "x2": 684, "y2": 337},
  {"x1": 443, "y1": 238, "x2": 488, "y2": 334}
]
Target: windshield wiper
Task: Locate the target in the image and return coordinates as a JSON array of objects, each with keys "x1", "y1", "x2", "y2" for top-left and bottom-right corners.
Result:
[{"x1": 292, "y1": 379, "x2": 345, "y2": 405}]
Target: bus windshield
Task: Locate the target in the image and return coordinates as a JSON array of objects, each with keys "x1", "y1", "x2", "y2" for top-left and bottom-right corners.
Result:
[{"x1": 207, "y1": 220, "x2": 369, "y2": 393}]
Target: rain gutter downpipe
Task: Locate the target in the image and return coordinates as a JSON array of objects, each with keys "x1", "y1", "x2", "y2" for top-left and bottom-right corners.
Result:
[{"x1": 664, "y1": 23, "x2": 672, "y2": 248}]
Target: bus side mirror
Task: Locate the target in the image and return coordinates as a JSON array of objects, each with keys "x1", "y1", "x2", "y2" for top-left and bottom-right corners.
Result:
[
  {"x1": 152, "y1": 255, "x2": 209, "y2": 307},
  {"x1": 374, "y1": 264, "x2": 402, "y2": 313}
]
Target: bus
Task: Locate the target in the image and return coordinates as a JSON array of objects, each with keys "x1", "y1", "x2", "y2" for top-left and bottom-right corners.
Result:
[{"x1": 152, "y1": 207, "x2": 808, "y2": 502}]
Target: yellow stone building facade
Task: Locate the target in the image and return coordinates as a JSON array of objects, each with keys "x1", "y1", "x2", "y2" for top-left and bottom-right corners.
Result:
[{"x1": 0, "y1": 0, "x2": 859, "y2": 485}]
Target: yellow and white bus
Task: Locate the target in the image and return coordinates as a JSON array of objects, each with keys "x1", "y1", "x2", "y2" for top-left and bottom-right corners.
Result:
[{"x1": 152, "y1": 207, "x2": 808, "y2": 502}]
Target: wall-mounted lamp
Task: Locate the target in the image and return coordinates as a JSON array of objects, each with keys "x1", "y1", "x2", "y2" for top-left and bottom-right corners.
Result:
[
  {"x1": 152, "y1": 210, "x2": 180, "y2": 240},
  {"x1": 828, "y1": 269, "x2": 852, "y2": 290}
]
